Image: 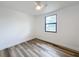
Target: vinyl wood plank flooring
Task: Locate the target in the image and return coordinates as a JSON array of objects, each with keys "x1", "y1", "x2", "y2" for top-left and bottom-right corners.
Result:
[{"x1": 0, "y1": 39, "x2": 78, "y2": 57}]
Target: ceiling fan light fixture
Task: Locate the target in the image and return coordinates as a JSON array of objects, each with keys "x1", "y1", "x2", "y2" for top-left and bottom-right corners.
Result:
[
  {"x1": 35, "y1": 5, "x2": 42, "y2": 10},
  {"x1": 34, "y1": 1, "x2": 46, "y2": 11}
]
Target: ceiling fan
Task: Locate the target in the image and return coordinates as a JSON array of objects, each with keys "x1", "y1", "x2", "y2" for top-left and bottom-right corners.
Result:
[{"x1": 34, "y1": 1, "x2": 47, "y2": 11}]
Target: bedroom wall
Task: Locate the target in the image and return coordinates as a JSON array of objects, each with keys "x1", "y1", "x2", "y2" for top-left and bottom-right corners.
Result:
[
  {"x1": 0, "y1": 7, "x2": 35, "y2": 50},
  {"x1": 35, "y1": 4, "x2": 79, "y2": 51}
]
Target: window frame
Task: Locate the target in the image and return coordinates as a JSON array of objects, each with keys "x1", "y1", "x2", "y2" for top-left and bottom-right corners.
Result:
[{"x1": 45, "y1": 14, "x2": 57, "y2": 33}]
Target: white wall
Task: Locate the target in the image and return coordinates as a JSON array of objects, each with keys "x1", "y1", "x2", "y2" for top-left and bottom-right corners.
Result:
[
  {"x1": 35, "y1": 4, "x2": 79, "y2": 51},
  {"x1": 0, "y1": 7, "x2": 35, "y2": 50}
]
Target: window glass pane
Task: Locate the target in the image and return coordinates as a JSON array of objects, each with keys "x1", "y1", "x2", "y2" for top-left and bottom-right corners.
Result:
[
  {"x1": 46, "y1": 24, "x2": 56, "y2": 32},
  {"x1": 46, "y1": 15, "x2": 56, "y2": 23}
]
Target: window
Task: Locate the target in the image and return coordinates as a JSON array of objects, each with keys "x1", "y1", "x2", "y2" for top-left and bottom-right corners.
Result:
[{"x1": 45, "y1": 14, "x2": 57, "y2": 33}]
